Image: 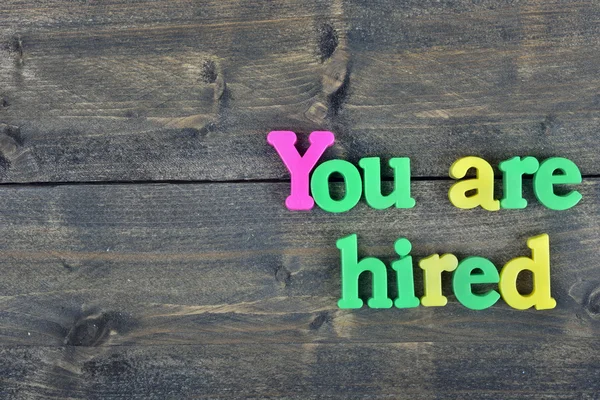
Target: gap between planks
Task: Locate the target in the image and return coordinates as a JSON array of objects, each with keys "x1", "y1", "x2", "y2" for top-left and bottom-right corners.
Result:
[{"x1": 0, "y1": 175, "x2": 598, "y2": 188}]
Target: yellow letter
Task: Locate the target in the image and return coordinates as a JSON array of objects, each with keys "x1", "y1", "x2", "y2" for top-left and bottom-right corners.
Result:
[
  {"x1": 448, "y1": 156, "x2": 500, "y2": 211},
  {"x1": 499, "y1": 234, "x2": 557, "y2": 310},
  {"x1": 419, "y1": 253, "x2": 458, "y2": 307}
]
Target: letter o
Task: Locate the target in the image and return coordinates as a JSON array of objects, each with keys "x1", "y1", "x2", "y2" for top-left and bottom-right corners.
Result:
[{"x1": 311, "y1": 160, "x2": 362, "y2": 213}]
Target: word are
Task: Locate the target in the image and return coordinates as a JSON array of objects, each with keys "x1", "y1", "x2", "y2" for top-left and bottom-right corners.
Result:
[
  {"x1": 449, "y1": 156, "x2": 582, "y2": 211},
  {"x1": 267, "y1": 131, "x2": 582, "y2": 212},
  {"x1": 337, "y1": 233, "x2": 556, "y2": 310}
]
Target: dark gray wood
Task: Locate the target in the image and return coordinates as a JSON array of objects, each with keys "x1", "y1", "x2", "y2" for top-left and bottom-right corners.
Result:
[
  {"x1": 0, "y1": 0, "x2": 599, "y2": 182},
  {"x1": 1, "y1": 340, "x2": 598, "y2": 399},
  {"x1": 0, "y1": 1, "x2": 599, "y2": 398}
]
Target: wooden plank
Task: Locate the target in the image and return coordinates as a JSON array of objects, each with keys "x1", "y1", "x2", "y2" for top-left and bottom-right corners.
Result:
[
  {"x1": 0, "y1": 340, "x2": 598, "y2": 398},
  {"x1": 0, "y1": 180, "x2": 597, "y2": 347},
  {"x1": 0, "y1": 1, "x2": 598, "y2": 397},
  {"x1": 0, "y1": 0, "x2": 599, "y2": 182}
]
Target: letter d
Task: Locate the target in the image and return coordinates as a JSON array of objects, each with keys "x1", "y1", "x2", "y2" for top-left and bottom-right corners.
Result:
[{"x1": 499, "y1": 234, "x2": 557, "y2": 310}]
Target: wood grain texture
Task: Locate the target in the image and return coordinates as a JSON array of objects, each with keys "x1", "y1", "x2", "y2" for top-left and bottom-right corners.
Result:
[
  {"x1": 0, "y1": 180, "x2": 597, "y2": 398},
  {"x1": 0, "y1": 0, "x2": 599, "y2": 182},
  {"x1": 1, "y1": 341, "x2": 598, "y2": 399},
  {"x1": 0, "y1": 0, "x2": 599, "y2": 398}
]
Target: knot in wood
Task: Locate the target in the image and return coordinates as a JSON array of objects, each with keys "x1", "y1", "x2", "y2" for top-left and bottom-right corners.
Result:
[
  {"x1": 65, "y1": 313, "x2": 111, "y2": 347},
  {"x1": 585, "y1": 286, "x2": 600, "y2": 318}
]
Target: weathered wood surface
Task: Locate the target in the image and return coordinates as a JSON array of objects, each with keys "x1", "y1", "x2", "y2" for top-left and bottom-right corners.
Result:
[
  {"x1": 0, "y1": 0, "x2": 599, "y2": 182},
  {"x1": 1, "y1": 341, "x2": 598, "y2": 399},
  {"x1": 0, "y1": 0, "x2": 599, "y2": 398},
  {"x1": 0, "y1": 181, "x2": 598, "y2": 398}
]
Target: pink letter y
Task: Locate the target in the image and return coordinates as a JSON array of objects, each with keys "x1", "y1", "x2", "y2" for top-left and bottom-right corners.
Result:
[{"x1": 267, "y1": 131, "x2": 335, "y2": 210}]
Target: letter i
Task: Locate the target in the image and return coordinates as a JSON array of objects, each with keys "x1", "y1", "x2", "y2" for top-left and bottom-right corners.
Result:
[{"x1": 392, "y1": 238, "x2": 420, "y2": 308}]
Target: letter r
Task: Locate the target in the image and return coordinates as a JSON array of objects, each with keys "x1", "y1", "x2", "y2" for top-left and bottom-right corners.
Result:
[{"x1": 267, "y1": 131, "x2": 335, "y2": 210}]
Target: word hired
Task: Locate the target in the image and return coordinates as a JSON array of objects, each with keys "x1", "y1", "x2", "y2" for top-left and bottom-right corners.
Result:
[
  {"x1": 267, "y1": 130, "x2": 415, "y2": 212},
  {"x1": 449, "y1": 156, "x2": 582, "y2": 211},
  {"x1": 337, "y1": 233, "x2": 556, "y2": 310}
]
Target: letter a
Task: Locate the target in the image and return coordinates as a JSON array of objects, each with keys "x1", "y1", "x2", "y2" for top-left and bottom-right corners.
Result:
[
  {"x1": 448, "y1": 156, "x2": 500, "y2": 211},
  {"x1": 267, "y1": 131, "x2": 335, "y2": 210}
]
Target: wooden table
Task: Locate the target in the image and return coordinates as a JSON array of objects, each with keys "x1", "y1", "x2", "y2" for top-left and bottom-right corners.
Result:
[{"x1": 0, "y1": 1, "x2": 598, "y2": 398}]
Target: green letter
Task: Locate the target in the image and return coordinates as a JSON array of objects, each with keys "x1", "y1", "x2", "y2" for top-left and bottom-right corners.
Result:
[
  {"x1": 533, "y1": 157, "x2": 582, "y2": 210},
  {"x1": 391, "y1": 238, "x2": 419, "y2": 308},
  {"x1": 359, "y1": 157, "x2": 415, "y2": 210},
  {"x1": 453, "y1": 257, "x2": 500, "y2": 310},
  {"x1": 337, "y1": 234, "x2": 393, "y2": 309},
  {"x1": 311, "y1": 160, "x2": 362, "y2": 213},
  {"x1": 499, "y1": 156, "x2": 539, "y2": 209}
]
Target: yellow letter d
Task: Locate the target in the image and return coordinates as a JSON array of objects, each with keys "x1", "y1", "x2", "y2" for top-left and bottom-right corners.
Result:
[{"x1": 499, "y1": 234, "x2": 557, "y2": 310}]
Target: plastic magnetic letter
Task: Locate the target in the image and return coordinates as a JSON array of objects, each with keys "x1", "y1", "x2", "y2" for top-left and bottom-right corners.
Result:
[
  {"x1": 499, "y1": 156, "x2": 540, "y2": 209},
  {"x1": 337, "y1": 234, "x2": 393, "y2": 309},
  {"x1": 358, "y1": 157, "x2": 416, "y2": 210},
  {"x1": 499, "y1": 234, "x2": 556, "y2": 310},
  {"x1": 419, "y1": 253, "x2": 458, "y2": 307},
  {"x1": 311, "y1": 160, "x2": 362, "y2": 213},
  {"x1": 267, "y1": 130, "x2": 335, "y2": 210},
  {"x1": 391, "y1": 238, "x2": 420, "y2": 308},
  {"x1": 448, "y1": 156, "x2": 500, "y2": 211},
  {"x1": 533, "y1": 157, "x2": 582, "y2": 210},
  {"x1": 453, "y1": 257, "x2": 500, "y2": 310}
]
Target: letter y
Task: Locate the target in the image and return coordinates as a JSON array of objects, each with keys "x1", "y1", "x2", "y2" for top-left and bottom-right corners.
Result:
[{"x1": 267, "y1": 131, "x2": 335, "y2": 210}]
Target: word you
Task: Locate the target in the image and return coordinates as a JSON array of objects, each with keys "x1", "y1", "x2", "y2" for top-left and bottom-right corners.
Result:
[{"x1": 267, "y1": 130, "x2": 582, "y2": 212}]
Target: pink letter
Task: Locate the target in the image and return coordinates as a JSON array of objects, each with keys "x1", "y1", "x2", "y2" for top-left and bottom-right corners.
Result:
[{"x1": 267, "y1": 131, "x2": 335, "y2": 210}]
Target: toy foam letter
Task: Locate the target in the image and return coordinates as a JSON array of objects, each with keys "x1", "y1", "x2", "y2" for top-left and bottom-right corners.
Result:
[
  {"x1": 267, "y1": 131, "x2": 335, "y2": 210},
  {"x1": 392, "y1": 238, "x2": 420, "y2": 308},
  {"x1": 533, "y1": 157, "x2": 582, "y2": 210},
  {"x1": 453, "y1": 256, "x2": 500, "y2": 310},
  {"x1": 499, "y1": 234, "x2": 556, "y2": 310},
  {"x1": 337, "y1": 234, "x2": 393, "y2": 309},
  {"x1": 499, "y1": 156, "x2": 540, "y2": 209},
  {"x1": 448, "y1": 156, "x2": 500, "y2": 211},
  {"x1": 419, "y1": 253, "x2": 458, "y2": 307}
]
